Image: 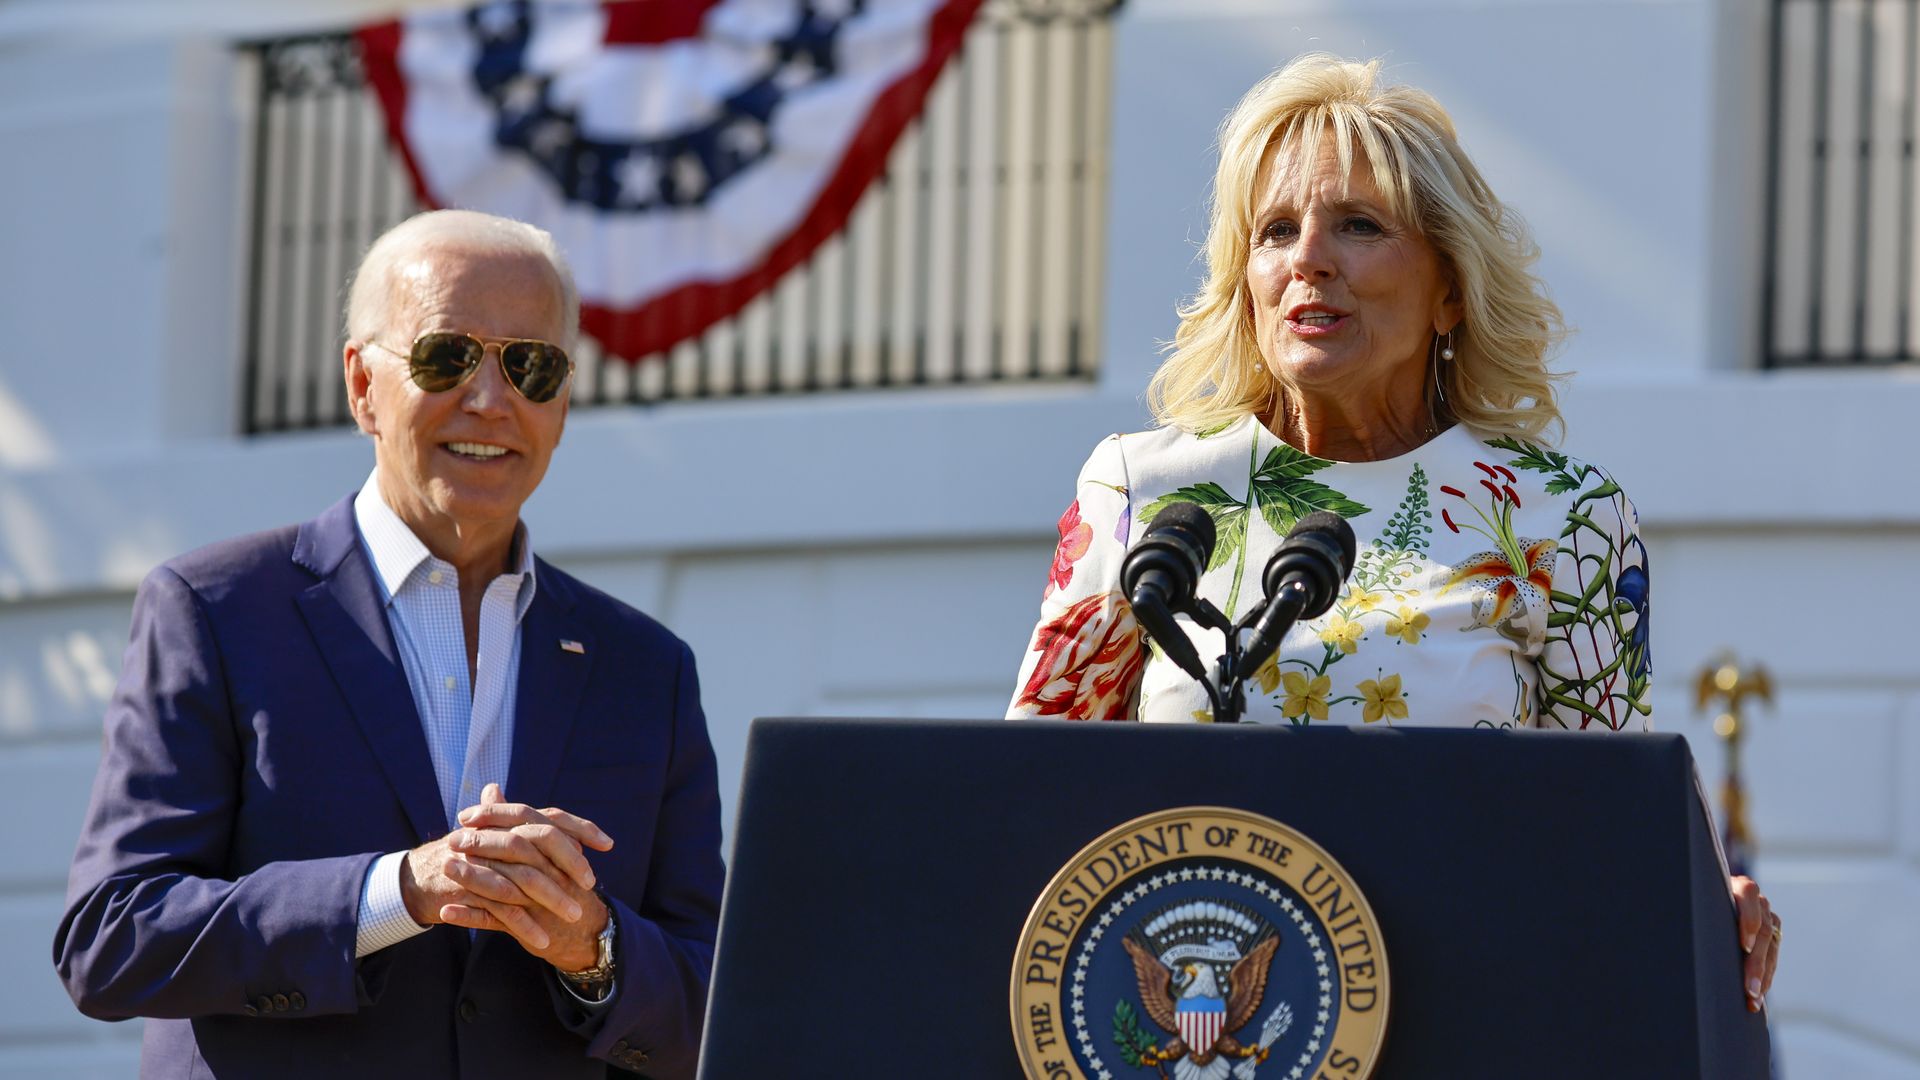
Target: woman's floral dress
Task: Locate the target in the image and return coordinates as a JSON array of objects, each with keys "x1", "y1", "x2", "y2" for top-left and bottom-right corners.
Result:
[{"x1": 1007, "y1": 416, "x2": 1650, "y2": 729}]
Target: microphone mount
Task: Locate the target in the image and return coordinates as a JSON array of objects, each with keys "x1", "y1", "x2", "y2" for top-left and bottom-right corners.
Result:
[
  {"x1": 1167, "y1": 511, "x2": 1354, "y2": 724},
  {"x1": 1180, "y1": 580, "x2": 1311, "y2": 725},
  {"x1": 1121, "y1": 506, "x2": 1351, "y2": 724}
]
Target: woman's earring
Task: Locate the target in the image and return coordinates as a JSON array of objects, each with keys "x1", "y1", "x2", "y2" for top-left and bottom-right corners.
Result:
[
  {"x1": 1440, "y1": 330, "x2": 1455, "y2": 362},
  {"x1": 1426, "y1": 333, "x2": 1451, "y2": 434}
]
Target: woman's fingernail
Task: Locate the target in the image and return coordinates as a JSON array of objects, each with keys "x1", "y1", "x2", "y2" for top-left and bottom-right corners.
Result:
[
  {"x1": 565, "y1": 901, "x2": 582, "y2": 921},
  {"x1": 1747, "y1": 978, "x2": 1762, "y2": 998}
]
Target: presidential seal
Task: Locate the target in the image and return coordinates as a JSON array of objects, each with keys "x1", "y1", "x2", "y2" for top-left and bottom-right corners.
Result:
[{"x1": 1012, "y1": 807, "x2": 1388, "y2": 1080}]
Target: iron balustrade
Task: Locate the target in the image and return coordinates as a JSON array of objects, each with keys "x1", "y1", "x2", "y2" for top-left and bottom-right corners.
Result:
[
  {"x1": 239, "y1": 0, "x2": 1123, "y2": 433},
  {"x1": 1764, "y1": 0, "x2": 1920, "y2": 367}
]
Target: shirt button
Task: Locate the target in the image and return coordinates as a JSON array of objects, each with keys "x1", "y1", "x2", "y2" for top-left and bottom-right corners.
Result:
[
  {"x1": 272, "y1": 993, "x2": 290, "y2": 1012},
  {"x1": 458, "y1": 998, "x2": 478, "y2": 1022},
  {"x1": 444, "y1": 675, "x2": 456, "y2": 690},
  {"x1": 289, "y1": 991, "x2": 306, "y2": 1011},
  {"x1": 429, "y1": 570, "x2": 444, "y2": 585},
  {"x1": 254, "y1": 995, "x2": 274, "y2": 1015}
]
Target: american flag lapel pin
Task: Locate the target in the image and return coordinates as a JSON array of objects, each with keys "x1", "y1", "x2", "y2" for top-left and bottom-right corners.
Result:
[{"x1": 559, "y1": 639, "x2": 586, "y2": 654}]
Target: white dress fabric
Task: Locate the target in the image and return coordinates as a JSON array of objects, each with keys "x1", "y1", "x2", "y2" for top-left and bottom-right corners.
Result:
[{"x1": 1007, "y1": 416, "x2": 1651, "y2": 729}]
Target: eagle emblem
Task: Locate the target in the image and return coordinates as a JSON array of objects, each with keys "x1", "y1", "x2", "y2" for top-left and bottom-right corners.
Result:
[
  {"x1": 1012, "y1": 808, "x2": 1389, "y2": 1080},
  {"x1": 1118, "y1": 901, "x2": 1289, "y2": 1079}
]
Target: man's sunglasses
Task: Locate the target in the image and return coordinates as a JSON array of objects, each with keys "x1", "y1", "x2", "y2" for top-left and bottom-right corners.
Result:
[{"x1": 367, "y1": 331, "x2": 573, "y2": 404}]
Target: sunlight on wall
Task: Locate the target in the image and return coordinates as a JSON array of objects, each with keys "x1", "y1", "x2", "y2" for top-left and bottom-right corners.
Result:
[
  {"x1": 42, "y1": 631, "x2": 117, "y2": 715},
  {"x1": 0, "y1": 381, "x2": 54, "y2": 468}
]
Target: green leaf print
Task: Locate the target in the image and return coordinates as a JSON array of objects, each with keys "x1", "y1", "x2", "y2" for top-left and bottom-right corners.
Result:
[
  {"x1": 1139, "y1": 484, "x2": 1245, "y2": 572},
  {"x1": 1139, "y1": 482, "x2": 1238, "y2": 522},
  {"x1": 1378, "y1": 463, "x2": 1433, "y2": 555},
  {"x1": 1251, "y1": 446, "x2": 1372, "y2": 528},
  {"x1": 1255, "y1": 479, "x2": 1372, "y2": 535},
  {"x1": 1485, "y1": 435, "x2": 1571, "y2": 477},
  {"x1": 1139, "y1": 437, "x2": 1370, "y2": 619},
  {"x1": 1255, "y1": 443, "x2": 1336, "y2": 482},
  {"x1": 1490, "y1": 434, "x2": 1590, "y2": 497},
  {"x1": 1352, "y1": 464, "x2": 1431, "y2": 593},
  {"x1": 1211, "y1": 505, "x2": 1250, "y2": 575}
]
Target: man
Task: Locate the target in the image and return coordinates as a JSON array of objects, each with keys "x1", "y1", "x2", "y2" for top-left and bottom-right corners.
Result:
[{"x1": 54, "y1": 210, "x2": 723, "y2": 1078}]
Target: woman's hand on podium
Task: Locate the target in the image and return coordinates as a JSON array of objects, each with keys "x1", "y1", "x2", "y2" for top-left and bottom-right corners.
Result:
[{"x1": 1730, "y1": 875, "x2": 1781, "y2": 1012}]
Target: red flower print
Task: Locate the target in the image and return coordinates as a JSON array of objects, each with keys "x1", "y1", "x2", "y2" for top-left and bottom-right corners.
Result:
[
  {"x1": 1440, "y1": 538, "x2": 1558, "y2": 647},
  {"x1": 1436, "y1": 467, "x2": 1555, "y2": 647},
  {"x1": 1044, "y1": 500, "x2": 1094, "y2": 598},
  {"x1": 1015, "y1": 592, "x2": 1146, "y2": 719}
]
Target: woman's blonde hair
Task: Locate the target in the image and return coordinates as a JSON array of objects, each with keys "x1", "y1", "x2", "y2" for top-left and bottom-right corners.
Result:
[{"x1": 1147, "y1": 54, "x2": 1566, "y2": 442}]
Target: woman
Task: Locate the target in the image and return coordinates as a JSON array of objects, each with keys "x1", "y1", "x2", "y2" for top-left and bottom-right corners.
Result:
[{"x1": 1007, "y1": 54, "x2": 1780, "y2": 1008}]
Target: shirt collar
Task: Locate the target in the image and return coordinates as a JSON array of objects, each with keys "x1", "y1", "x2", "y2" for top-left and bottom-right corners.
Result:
[{"x1": 352, "y1": 469, "x2": 539, "y2": 618}]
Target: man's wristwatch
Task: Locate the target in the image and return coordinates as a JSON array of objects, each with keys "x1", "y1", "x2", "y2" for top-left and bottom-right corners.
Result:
[{"x1": 557, "y1": 911, "x2": 617, "y2": 1000}]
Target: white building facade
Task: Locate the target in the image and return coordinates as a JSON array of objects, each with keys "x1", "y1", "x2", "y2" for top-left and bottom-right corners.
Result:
[{"x1": 0, "y1": 0, "x2": 1916, "y2": 1075}]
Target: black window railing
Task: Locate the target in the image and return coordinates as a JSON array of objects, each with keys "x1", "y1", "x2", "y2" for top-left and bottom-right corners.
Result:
[
  {"x1": 237, "y1": 0, "x2": 1123, "y2": 434},
  {"x1": 1763, "y1": 0, "x2": 1920, "y2": 367}
]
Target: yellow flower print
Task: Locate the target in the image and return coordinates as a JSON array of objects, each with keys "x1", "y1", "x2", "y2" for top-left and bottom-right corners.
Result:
[
  {"x1": 1386, "y1": 604, "x2": 1429, "y2": 645},
  {"x1": 1346, "y1": 588, "x2": 1386, "y2": 613},
  {"x1": 1253, "y1": 652, "x2": 1282, "y2": 695},
  {"x1": 1356, "y1": 674, "x2": 1409, "y2": 723},
  {"x1": 1191, "y1": 709, "x2": 1215, "y2": 723},
  {"x1": 1280, "y1": 672, "x2": 1331, "y2": 721},
  {"x1": 1319, "y1": 612, "x2": 1364, "y2": 654}
]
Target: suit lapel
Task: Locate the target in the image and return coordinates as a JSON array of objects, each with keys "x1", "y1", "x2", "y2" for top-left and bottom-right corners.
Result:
[
  {"x1": 293, "y1": 497, "x2": 448, "y2": 843},
  {"x1": 504, "y1": 563, "x2": 594, "y2": 810}
]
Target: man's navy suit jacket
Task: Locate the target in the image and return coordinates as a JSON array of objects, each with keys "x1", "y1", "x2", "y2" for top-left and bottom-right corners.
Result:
[{"x1": 54, "y1": 495, "x2": 725, "y2": 1079}]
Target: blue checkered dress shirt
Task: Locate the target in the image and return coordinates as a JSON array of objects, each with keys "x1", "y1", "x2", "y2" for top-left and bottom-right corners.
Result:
[{"x1": 350, "y1": 471, "x2": 535, "y2": 957}]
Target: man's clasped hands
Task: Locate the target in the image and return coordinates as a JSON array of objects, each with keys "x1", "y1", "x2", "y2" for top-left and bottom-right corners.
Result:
[{"x1": 401, "y1": 783, "x2": 614, "y2": 974}]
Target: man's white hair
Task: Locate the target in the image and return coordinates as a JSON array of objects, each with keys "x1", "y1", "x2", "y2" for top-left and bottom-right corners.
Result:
[{"x1": 343, "y1": 209, "x2": 580, "y2": 348}]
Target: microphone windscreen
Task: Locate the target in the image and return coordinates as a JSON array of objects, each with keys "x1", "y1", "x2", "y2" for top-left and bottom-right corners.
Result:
[
  {"x1": 1145, "y1": 501, "x2": 1218, "y2": 565},
  {"x1": 1288, "y1": 511, "x2": 1358, "y2": 575}
]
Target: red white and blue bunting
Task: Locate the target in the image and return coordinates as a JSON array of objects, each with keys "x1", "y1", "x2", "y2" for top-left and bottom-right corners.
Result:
[{"x1": 358, "y1": 0, "x2": 982, "y2": 359}]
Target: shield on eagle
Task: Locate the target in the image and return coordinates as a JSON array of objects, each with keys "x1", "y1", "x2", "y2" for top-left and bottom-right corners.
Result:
[{"x1": 1176, "y1": 989, "x2": 1228, "y2": 1052}]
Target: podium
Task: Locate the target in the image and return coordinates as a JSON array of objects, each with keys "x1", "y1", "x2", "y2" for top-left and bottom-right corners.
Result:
[{"x1": 698, "y1": 718, "x2": 1770, "y2": 1079}]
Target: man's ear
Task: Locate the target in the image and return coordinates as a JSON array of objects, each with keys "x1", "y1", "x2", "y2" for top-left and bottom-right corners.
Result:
[{"x1": 344, "y1": 343, "x2": 378, "y2": 436}]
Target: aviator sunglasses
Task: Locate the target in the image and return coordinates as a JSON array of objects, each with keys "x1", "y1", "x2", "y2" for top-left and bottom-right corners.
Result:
[{"x1": 367, "y1": 331, "x2": 573, "y2": 403}]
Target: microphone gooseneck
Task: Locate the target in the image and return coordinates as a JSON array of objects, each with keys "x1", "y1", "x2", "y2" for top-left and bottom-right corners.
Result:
[{"x1": 1233, "y1": 512, "x2": 1358, "y2": 682}]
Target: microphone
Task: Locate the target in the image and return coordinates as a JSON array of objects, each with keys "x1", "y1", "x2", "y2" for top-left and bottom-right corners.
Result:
[
  {"x1": 1120, "y1": 503, "x2": 1217, "y2": 681},
  {"x1": 1233, "y1": 511, "x2": 1358, "y2": 680}
]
